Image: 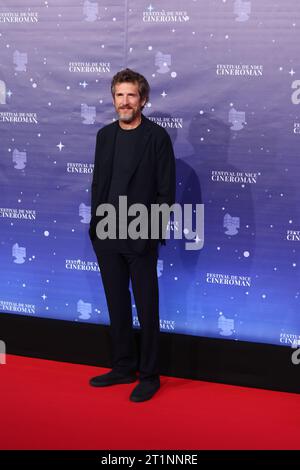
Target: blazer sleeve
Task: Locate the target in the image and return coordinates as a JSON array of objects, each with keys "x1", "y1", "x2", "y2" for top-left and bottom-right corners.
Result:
[
  {"x1": 155, "y1": 131, "x2": 176, "y2": 244},
  {"x1": 90, "y1": 130, "x2": 102, "y2": 219},
  {"x1": 89, "y1": 130, "x2": 102, "y2": 240}
]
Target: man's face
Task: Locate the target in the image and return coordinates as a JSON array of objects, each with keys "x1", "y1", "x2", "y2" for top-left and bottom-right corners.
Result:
[{"x1": 113, "y1": 81, "x2": 146, "y2": 124}]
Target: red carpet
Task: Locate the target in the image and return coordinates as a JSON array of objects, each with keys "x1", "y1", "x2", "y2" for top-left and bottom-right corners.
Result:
[{"x1": 1, "y1": 354, "x2": 299, "y2": 450}]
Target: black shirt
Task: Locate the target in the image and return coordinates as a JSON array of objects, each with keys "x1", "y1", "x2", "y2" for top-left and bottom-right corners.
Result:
[
  {"x1": 106, "y1": 120, "x2": 144, "y2": 252},
  {"x1": 107, "y1": 120, "x2": 144, "y2": 205}
]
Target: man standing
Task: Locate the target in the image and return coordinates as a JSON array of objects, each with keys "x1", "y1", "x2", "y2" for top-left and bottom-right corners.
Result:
[{"x1": 89, "y1": 68, "x2": 176, "y2": 402}]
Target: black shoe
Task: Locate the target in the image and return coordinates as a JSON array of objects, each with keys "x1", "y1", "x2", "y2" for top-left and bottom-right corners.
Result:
[
  {"x1": 89, "y1": 370, "x2": 137, "y2": 387},
  {"x1": 129, "y1": 379, "x2": 160, "y2": 402}
]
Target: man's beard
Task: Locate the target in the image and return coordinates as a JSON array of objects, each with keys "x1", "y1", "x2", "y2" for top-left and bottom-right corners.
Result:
[{"x1": 118, "y1": 107, "x2": 139, "y2": 123}]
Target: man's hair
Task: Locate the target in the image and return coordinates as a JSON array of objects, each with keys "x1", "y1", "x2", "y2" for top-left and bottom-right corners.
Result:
[{"x1": 111, "y1": 68, "x2": 150, "y2": 110}]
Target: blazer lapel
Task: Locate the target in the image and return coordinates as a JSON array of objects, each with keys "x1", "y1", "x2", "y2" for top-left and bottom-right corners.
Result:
[{"x1": 126, "y1": 115, "x2": 152, "y2": 185}]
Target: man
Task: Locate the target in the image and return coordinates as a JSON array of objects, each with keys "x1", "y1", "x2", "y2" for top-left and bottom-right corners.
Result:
[{"x1": 89, "y1": 68, "x2": 176, "y2": 402}]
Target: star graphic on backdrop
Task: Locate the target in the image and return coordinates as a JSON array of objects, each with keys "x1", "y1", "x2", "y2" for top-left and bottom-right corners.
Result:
[{"x1": 56, "y1": 142, "x2": 65, "y2": 151}]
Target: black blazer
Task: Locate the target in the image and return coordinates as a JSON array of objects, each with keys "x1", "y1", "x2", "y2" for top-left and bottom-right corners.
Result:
[{"x1": 89, "y1": 113, "x2": 176, "y2": 254}]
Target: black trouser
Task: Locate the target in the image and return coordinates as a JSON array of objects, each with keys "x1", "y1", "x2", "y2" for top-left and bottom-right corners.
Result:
[{"x1": 93, "y1": 245, "x2": 160, "y2": 382}]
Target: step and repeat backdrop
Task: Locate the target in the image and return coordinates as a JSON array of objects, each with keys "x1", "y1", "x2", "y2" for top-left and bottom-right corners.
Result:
[{"x1": 1, "y1": 0, "x2": 300, "y2": 347}]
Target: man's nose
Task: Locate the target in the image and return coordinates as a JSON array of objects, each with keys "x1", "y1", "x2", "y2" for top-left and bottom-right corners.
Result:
[{"x1": 122, "y1": 96, "x2": 129, "y2": 106}]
